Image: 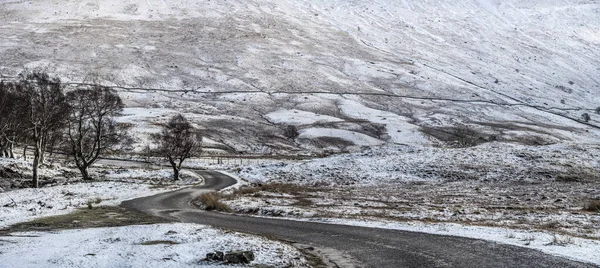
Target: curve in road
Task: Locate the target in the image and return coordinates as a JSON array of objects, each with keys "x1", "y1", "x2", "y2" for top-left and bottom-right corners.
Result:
[{"x1": 121, "y1": 170, "x2": 595, "y2": 268}]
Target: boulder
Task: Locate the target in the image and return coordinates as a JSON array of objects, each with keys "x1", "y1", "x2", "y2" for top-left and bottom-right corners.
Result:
[
  {"x1": 224, "y1": 251, "x2": 255, "y2": 264},
  {"x1": 205, "y1": 251, "x2": 224, "y2": 262}
]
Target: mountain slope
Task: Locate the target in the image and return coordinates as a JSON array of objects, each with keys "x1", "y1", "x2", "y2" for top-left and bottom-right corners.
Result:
[{"x1": 1, "y1": 0, "x2": 598, "y2": 153}]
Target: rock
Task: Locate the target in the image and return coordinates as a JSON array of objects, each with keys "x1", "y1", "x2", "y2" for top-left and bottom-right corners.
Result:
[
  {"x1": 224, "y1": 251, "x2": 255, "y2": 264},
  {"x1": 205, "y1": 251, "x2": 224, "y2": 262}
]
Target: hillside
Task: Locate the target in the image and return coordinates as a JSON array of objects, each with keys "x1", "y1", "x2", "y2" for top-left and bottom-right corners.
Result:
[{"x1": 1, "y1": 0, "x2": 599, "y2": 153}]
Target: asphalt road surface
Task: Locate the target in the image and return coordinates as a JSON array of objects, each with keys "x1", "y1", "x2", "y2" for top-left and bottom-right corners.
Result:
[{"x1": 121, "y1": 170, "x2": 596, "y2": 268}]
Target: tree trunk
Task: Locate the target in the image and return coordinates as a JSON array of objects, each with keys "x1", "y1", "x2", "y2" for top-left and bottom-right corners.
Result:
[
  {"x1": 8, "y1": 142, "x2": 14, "y2": 158},
  {"x1": 32, "y1": 146, "x2": 41, "y2": 188},
  {"x1": 23, "y1": 145, "x2": 27, "y2": 161},
  {"x1": 39, "y1": 149, "x2": 45, "y2": 166},
  {"x1": 172, "y1": 167, "x2": 180, "y2": 181},
  {"x1": 79, "y1": 166, "x2": 91, "y2": 181}
]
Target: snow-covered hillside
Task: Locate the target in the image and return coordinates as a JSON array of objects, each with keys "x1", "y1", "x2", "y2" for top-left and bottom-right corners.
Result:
[{"x1": 1, "y1": 0, "x2": 599, "y2": 153}]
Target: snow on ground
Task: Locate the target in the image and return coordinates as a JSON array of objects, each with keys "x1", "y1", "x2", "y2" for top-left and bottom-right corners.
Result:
[
  {"x1": 239, "y1": 142, "x2": 600, "y2": 185},
  {"x1": 0, "y1": 158, "x2": 72, "y2": 182},
  {"x1": 338, "y1": 98, "x2": 431, "y2": 145},
  {"x1": 227, "y1": 142, "x2": 600, "y2": 264},
  {"x1": 2, "y1": 0, "x2": 600, "y2": 153},
  {"x1": 0, "y1": 181, "x2": 180, "y2": 229},
  {"x1": 265, "y1": 109, "x2": 341, "y2": 125},
  {"x1": 0, "y1": 223, "x2": 308, "y2": 268},
  {"x1": 100, "y1": 168, "x2": 203, "y2": 185},
  {"x1": 116, "y1": 107, "x2": 178, "y2": 151}
]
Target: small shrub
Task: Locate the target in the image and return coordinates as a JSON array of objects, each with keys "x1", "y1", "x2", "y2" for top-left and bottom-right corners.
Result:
[
  {"x1": 582, "y1": 113, "x2": 591, "y2": 122},
  {"x1": 86, "y1": 197, "x2": 102, "y2": 209},
  {"x1": 283, "y1": 125, "x2": 299, "y2": 140},
  {"x1": 229, "y1": 186, "x2": 261, "y2": 198},
  {"x1": 197, "y1": 192, "x2": 232, "y2": 212},
  {"x1": 584, "y1": 200, "x2": 600, "y2": 212}
]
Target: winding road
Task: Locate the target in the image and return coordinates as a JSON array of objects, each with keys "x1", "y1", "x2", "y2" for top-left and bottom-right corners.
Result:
[{"x1": 121, "y1": 170, "x2": 595, "y2": 268}]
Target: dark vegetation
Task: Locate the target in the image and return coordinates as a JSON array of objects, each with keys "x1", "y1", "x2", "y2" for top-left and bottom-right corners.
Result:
[
  {"x1": 584, "y1": 200, "x2": 600, "y2": 212},
  {"x1": 0, "y1": 71, "x2": 128, "y2": 187},
  {"x1": 420, "y1": 125, "x2": 493, "y2": 147},
  {"x1": 151, "y1": 114, "x2": 202, "y2": 180},
  {"x1": 66, "y1": 85, "x2": 128, "y2": 181}
]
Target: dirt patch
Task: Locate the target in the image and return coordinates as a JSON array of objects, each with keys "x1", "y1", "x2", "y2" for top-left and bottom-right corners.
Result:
[
  {"x1": 139, "y1": 240, "x2": 181, "y2": 246},
  {"x1": 0, "y1": 206, "x2": 171, "y2": 235}
]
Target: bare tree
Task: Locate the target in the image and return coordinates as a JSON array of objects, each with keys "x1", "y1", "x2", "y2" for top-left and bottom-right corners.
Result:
[
  {"x1": 65, "y1": 85, "x2": 126, "y2": 180},
  {"x1": 0, "y1": 81, "x2": 20, "y2": 158},
  {"x1": 152, "y1": 114, "x2": 201, "y2": 180},
  {"x1": 19, "y1": 72, "x2": 70, "y2": 188},
  {"x1": 0, "y1": 81, "x2": 31, "y2": 159}
]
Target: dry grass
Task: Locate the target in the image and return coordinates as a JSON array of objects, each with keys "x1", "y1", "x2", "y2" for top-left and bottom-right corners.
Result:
[
  {"x1": 196, "y1": 192, "x2": 232, "y2": 213},
  {"x1": 139, "y1": 240, "x2": 180, "y2": 246},
  {"x1": 584, "y1": 200, "x2": 600, "y2": 212},
  {"x1": 556, "y1": 167, "x2": 600, "y2": 182},
  {"x1": 86, "y1": 197, "x2": 103, "y2": 209},
  {"x1": 293, "y1": 197, "x2": 314, "y2": 207},
  {"x1": 0, "y1": 206, "x2": 171, "y2": 234}
]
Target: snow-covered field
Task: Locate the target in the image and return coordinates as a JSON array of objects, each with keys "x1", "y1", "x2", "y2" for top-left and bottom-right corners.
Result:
[
  {"x1": 0, "y1": 177, "x2": 179, "y2": 229},
  {"x1": 0, "y1": 160, "x2": 308, "y2": 267},
  {"x1": 1, "y1": 0, "x2": 599, "y2": 153},
  {"x1": 239, "y1": 142, "x2": 600, "y2": 185},
  {"x1": 224, "y1": 142, "x2": 600, "y2": 264},
  {"x1": 0, "y1": 223, "x2": 308, "y2": 268}
]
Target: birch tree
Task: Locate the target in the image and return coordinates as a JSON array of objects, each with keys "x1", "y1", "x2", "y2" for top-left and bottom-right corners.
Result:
[
  {"x1": 152, "y1": 114, "x2": 201, "y2": 180},
  {"x1": 20, "y1": 72, "x2": 69, "y2": 188},
  {"x1": 65, "y1": 85, "x2": 125, "y2": 180}
]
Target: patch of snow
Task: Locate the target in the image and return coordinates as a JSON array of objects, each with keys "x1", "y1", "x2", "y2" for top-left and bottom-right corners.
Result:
[
  {"x1": 299, "y1": 128, "x2": 385, "y2": 147},
  {"x1": 338, "y1": 99, "x2": 430, "y2": 145},
  {"x1": 265, "y1": 109, "x2": 341, "y2": 126},
  {"x1": 0, "y1": 223, "x2": 308, "y2": 267}
]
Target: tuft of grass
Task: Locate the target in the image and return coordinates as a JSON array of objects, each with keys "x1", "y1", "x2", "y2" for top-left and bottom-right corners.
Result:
[
  {"x1": 86, "y1": 197, "x2": 103, "y2": 209},
  {"x1": 584, "y1": 200, "x2": 600, "y2": 212},
  {"x1": 197, "y1": 192, "x2": 232, "y2": 213},
  {"x1": 226, "y1": 183, "x2": 323, "y2": 200},
  {"x1": 293, "y1": 197, "x2": 314, "y2": 207}
]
